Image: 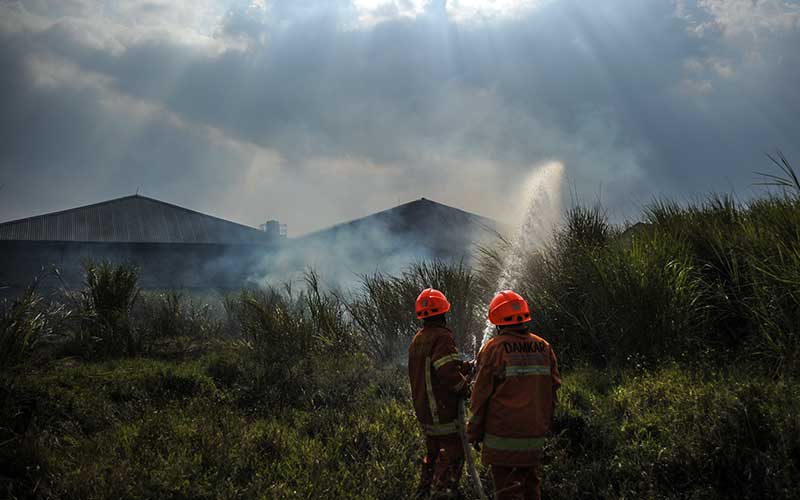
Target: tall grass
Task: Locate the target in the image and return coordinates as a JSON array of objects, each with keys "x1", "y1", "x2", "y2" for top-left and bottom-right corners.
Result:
[
  {"x1": 78, "y1": 260, "x2": 141, "y2": 356},
  {"x1": 346, "y1": 260, "x2": 483, "y2": 361},
  {"x1": 4, "y1": 358, "x2": 797, "y2": 500},
  {"x1": 545, "y1": 366, "x2": 800, "y2": 500},
  {"x1": 4, "y1": 259, "x2": 481, "y2": 368},
  {"x1": 9, "y1": 187, "x2": 797, "y2": 373},
  {"x1": 756, "y1": 151, "x2": 800, "y2": 194},
  {"x1": 223, "y1": 271, "x2": 365, "y2": 407},
  {"x1": 644, "y1": 195, "x2": 800, "y2": 370},
  {"x1": 0, "y1": 279, "x2": 69, "y2": 369},
  {"x1": 484, "y1": 189, "x2": 800, "y2": 372},
  {"x1": 135, "y1": 291, "x2": 224, "y2": 354},
  {"x1": 224, "y1": 286, "x2": 308, "y2": 398}
]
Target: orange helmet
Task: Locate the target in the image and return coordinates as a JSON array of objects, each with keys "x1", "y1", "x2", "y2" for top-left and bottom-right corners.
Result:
[
  {"x1": 415, "y1": 288, "x2": 451, "y2": 318},
  {"x1": 488, "y1": 290, "x2": 531, "y2": 326}
]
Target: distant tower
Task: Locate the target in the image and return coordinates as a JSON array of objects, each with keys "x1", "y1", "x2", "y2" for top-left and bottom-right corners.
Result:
[{"x1": 260, "y1": 219, "x2": 287, "y2": 238}]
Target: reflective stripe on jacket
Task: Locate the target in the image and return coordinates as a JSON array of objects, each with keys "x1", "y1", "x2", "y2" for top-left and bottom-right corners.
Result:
[
  {"x1": 467, "y1": 328, "x2": 561, "y2": 466},
  {"x1": 408, "y1": 325, "x2": 468, "y2": 436}
]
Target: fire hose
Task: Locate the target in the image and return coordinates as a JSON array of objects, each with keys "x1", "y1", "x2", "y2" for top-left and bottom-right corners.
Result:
[{"x1": 457, "y1": 398, "x2": 487, "y2": 500}]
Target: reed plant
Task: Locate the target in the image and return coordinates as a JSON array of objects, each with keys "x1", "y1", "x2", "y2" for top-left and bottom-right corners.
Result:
[
  {"x1": 77, "y1": 260, "x2": 141, "y2": 356},
  {"x1": 346, "y1": 260, "x2": 483, "y2": 361},
  {"x1": 0, "y1": 279, "x2": 69, "y2": 369},
  {"x1": 223, "y1": 272, "x2": 363, "y2": 407},
  {"x1": 483, "y1": 166, "x2": 800, "y2": 372},
  {"x1": 135, "y1": 291, "x2": 224, "y2": 354}
]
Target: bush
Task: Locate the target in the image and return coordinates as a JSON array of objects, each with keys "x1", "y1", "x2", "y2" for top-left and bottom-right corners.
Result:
[
  {"x1": 223, "y1": 272, "x2": 362, "y2": 407},
  {"x1": 0, "y1": 279, "x2": 69, "y2": 370},
  {"x1": 643, "y1": 195, "x2": 800, "y2": 371},
  {"x1": 224, "y1": 286, "x2": 305, "y2": 401},
  {"x1": 76, "y1": 261, "x2": 141, "y2": 356},
  {"x1": 135, "y1": 291, "x2": 224, "y2": 354},
  {"x1": 544, "y1": 367, "x2": 800, "y2": 500},
  {"x1": 484, "y1": 192, "x2": 800, "y2": 372}
]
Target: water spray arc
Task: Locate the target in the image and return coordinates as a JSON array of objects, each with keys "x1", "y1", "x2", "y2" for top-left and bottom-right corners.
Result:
[{"x1": 479, "y1": 162, "x2": 565, "y2": 349}]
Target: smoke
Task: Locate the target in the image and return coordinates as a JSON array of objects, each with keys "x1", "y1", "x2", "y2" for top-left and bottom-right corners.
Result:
[
  {"x1": 243, "y1": 203, "x2": 501, "y2": 291},
  {"x1": 479, "y1": 161, "x2": 565, "y2": 349},
  {"x1": 247, "y1": 224, "x2": 434, "y2": 291}
]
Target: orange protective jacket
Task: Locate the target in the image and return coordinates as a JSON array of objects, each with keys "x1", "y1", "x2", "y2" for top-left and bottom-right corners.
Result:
[
  {"x1": 467, "y1": 328, "x2": 561, "y2": 466},
  {"x1": 408, "y1": 325, "x2": 469, "y2": 436}
]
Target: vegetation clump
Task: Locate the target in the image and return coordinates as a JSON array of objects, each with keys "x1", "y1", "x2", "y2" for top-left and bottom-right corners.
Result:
[
  {"x1": 477, "y1": 194, "x2": 800, "y2": 373},
  {"x1": 2, "y1": 166, "x2": 799, "y2": 499}
]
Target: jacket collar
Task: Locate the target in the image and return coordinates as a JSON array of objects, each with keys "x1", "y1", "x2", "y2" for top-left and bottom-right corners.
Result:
[
  {"x1": 421, "y1": 324, "x2": 453, "y2": 334},
  {"x1": 498, "y1": 325, "x2": 529, "y2": 337}
]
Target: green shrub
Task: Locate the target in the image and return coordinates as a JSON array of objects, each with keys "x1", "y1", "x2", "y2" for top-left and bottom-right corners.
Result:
[
  {"x1": 0, "y1": 279, "x2": 69, "y2": 370},
  {"x1": 223, "y1": 273, "x2": 364, "y2": 407},
  {"x1": 135, "y1": 291, "x2": 224, "y2": 354},
  {"x1": 204, "y1": 350, "x2": 246, "y2": 388},
  {"x1": 303, "y1": 271, "x2": 359, "y2": 356},
  {"x1": 77, "y1": 261, "x2": 141, "y2": 356},
  {"x1": 544, "y1": 367, "x2": 800, "y2": 500},
  {"x1": 224, "y1": 286, "x2": 311, "y2": 401},
  {"x1": 484, "y1": 191, "x2": 800, "y2": 372}
]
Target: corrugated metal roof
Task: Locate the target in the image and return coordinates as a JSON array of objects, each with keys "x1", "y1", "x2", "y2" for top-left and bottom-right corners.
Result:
[
  {"x1": 0, "y1": 195, "x2": 273, "y2": 244},
  {"x1": 299, "y1": 198, "x2": 500, "y2": 241}
]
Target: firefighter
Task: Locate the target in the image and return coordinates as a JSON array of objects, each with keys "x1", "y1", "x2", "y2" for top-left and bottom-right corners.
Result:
[
  {"x1": 408, "y1": 288, "x2": 471, "y2": 500},
  {"x1": 467, "y1": 290, "x2": 561, "y2": 500}
]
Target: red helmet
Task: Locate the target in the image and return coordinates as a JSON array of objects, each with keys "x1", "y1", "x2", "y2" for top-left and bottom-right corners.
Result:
[
  {"x1": 415, "y1": 288, "x2": 451, "y2": 318},
  {"x1": 488, "y1": 290, "x2": 531, "y2": 326}
]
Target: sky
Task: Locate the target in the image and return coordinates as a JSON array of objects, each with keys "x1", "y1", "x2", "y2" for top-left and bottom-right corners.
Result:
[{"x1": 0, "y1": 0, "x2": 798, "y2": 235}]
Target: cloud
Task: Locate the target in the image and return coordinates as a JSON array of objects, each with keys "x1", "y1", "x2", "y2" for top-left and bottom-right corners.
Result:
[
  {"x1": 0, "y1": 0, "x2": 799, "y2": 239},
  {"x1": 696, "y1": 0, "x2": 800, "y2": 38},
  {"x1": 709, "y1": 57, "x2": 733, "y2": 78},
  {"x1": 681, "y1": 78, "x2": 714, "y2": 95}
]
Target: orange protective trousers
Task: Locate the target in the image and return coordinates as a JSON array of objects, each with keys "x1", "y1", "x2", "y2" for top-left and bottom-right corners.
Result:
[
  {"x1": 490, "y1": 463, "x2": 541, "y2": 500},
  {"x1": 419, "y1": 434, "x2": 465, "y2": 491}
]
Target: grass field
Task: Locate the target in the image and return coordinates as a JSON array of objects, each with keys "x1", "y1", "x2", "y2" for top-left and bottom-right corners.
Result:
[{"x1": 2, "y1": 171, "x2": 799, "y2": 499}]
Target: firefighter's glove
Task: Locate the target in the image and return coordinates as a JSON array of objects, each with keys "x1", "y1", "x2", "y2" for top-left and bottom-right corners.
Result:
[{"x1": 472, "y1": 441, "x2": 481, "y2": 453}]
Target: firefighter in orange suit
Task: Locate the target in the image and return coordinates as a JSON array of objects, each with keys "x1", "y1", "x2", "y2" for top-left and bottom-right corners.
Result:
[
  {"x1": 408, "y1": 288, "x2": 471, "y2": 499},
  {"x1": 467, "y1": 290, "x2": 561, "y2": 500}
]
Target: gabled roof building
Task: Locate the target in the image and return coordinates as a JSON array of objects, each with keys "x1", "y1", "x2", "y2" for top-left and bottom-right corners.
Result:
[
  {"x1": 0, "y1": 195, "x2": 500, "y2": 294},
  {"x1": 0, "y1": 195, "x2": 273, "y2": 244},
  {"x1": 0, "y1": 195, "x2": 280, "y2": 292}
]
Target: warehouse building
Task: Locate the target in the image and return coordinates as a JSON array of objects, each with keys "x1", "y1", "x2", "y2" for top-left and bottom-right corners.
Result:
[
  {"x1": 0, "y1": 195, "x2": 500, "y2": 295},
  {"x1": 0, "y1": 194, "x2": 283, "y2": 293}
]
